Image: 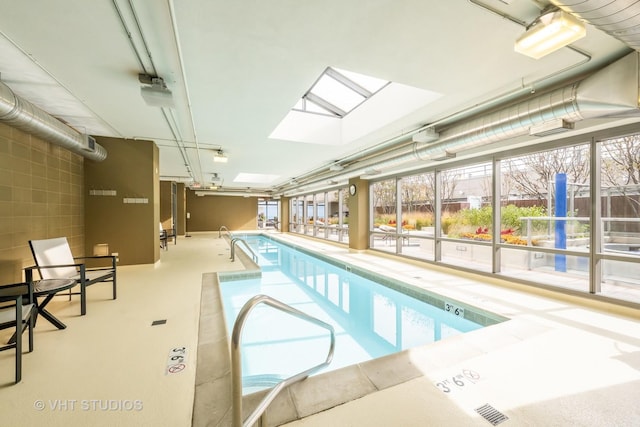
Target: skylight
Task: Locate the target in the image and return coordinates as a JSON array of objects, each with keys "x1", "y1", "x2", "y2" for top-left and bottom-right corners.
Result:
[
  {"x1": 295, "y1": 67, "x2": 389, "y2": 118},
  {"x1": 269, "y1": 67, "x2": 442, "y2": 146}
]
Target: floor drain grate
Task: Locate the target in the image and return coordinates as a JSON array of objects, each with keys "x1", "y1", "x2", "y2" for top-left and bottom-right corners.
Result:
[
  {"x1": 476, "y1": 404, "x2": 508, "y2": 426},
  {"x1": 151, "y1": 319, "x2": 167, "y2": 326}
]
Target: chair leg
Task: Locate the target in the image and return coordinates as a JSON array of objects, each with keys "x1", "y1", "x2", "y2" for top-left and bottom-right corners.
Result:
[
  {"x1": 80, "y1": 281, "x2": 87, "y2": 316},
  {"x1": 15, "y1": 304, "x2": 22, "y2": 384},
  {"x1": 28, "y1": 310, "x2": 34, "y2": 352}
]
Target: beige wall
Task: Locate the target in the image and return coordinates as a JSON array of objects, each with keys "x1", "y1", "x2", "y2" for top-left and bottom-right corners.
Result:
[
  {"x1": 84, "y1": 137, "x2": 159, "y2": 265},
  {"x1": 186, "y1": 191, "x2": 257, "y2": 231},
  {"x1": 0, "y1": 122, "x2": 85, "y2": 283}
]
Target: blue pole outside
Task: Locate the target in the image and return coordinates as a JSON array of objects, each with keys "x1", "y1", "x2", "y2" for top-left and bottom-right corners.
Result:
[{"x1": 555, "y1": 173, "x2": 567, "y2": 272}]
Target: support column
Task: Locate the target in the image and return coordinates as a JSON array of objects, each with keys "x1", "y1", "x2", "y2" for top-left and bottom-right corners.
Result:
[{"x1": 348, "y1": 178, "x2": 370, "y2": 250}]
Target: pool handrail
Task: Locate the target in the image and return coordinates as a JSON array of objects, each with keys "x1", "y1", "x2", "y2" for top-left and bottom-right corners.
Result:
[
  {"x1": 230, "y1": 237, "x2": 258, "y2": 263},
  {"x1": 231, "y1": 294, "x2": 335, "y2": 427},
  {"x1": 219, "y1": 225, "x2": 230, "y2": 238}
]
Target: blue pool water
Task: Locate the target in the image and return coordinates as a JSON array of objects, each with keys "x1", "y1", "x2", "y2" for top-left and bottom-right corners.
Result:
[{"x1": 220, "y1": 235, "x2": 484, "y2": 391}]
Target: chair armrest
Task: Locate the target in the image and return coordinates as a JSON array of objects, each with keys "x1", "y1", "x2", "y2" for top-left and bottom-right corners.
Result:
[
  {"x1": 74, "y1": 255, "x2": 116, "y2": 262},
  {"x1": 24, "y1": 263, "x2": 84, "y2": 282},
  {"x1": 74, "y1": 255, "x2": 117, "y2": 269},
  {"x1": 25, "y1": 263, "x2": 83, "y2": 270}
]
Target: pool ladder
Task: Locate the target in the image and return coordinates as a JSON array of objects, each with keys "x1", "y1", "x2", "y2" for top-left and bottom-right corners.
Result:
[
  {"x1": 219, "y1": 225, "x2": 230, "y2": 238},
  {"x1": 231, "y1": 294, "x2": 336, "y2": 427},
  {"x1": 230, "y1": 238, "x2": 259, "y2": 263}
]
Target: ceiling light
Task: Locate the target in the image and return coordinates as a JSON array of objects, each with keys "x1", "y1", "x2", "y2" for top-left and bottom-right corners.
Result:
[
  {"x1": 430, "y1": 151, "x2": 456, "y2": 161},
  {"x1": 515, "y1": 9, "x2": 586, "y2": 59},
  {"x1": 214, "y1": 150, "x2": 228, "y2": 163},
  {"x1": 412, "y1": 127, "x2": 439, "y2": 143},
  {"x1": 529, "y1": 119, "x2": 574, "y2": 136},
  {"x1": 329, "y1": 163, "x2": 344, "y2": 171},
  {"x1": 139, "y1": 74, "x2": 174, "y2": 108}
]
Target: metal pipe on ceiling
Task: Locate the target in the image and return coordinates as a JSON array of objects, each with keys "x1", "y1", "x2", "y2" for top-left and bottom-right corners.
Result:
[
  {"x1": 552, "y1": 0, "x2": 640, "y2": 52},
  {"x1": 0, "y1": 80, "x2": 107, "y2": 161}
]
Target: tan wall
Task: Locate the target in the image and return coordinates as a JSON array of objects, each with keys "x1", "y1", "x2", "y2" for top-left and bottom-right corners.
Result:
[
  {"x1": 186, "y1": 191, "x2": 257, "y2": 231},
  {"x1": 0, "y1": 122, "x2": 85, "y2": 283},
  {"x1": 348, "y1": 178, "x2": 370, "y2": 250},
  {"x1": 84, "y1": 137, "x2": 159, "y2": 265}
]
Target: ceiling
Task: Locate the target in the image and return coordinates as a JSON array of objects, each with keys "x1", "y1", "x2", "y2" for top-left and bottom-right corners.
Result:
[{"x1": 0, "y1": 0, "x2": 637, "y2": 196}]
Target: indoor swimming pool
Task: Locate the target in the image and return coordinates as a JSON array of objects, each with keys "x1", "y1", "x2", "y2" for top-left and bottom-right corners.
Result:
[{"x1": 220, "y1": 234, "x2": 499, "y2": 392}]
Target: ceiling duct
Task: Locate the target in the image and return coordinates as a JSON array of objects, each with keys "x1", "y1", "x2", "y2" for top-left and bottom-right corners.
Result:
[
  {"x1": 0, "y1": 80, "x2": 107, "y2": 161},
  {"x1": 551, "y1": 0, "x2": 640, "y2": 52},
  {"x1": 417, "y1": 51, "x2": 638, "y2": 158},
  {"x1": 284, "y1": 52, "x2": 639, "y2": 193}
]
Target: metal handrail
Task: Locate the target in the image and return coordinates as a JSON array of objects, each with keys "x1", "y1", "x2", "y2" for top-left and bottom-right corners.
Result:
[
  {"x1": 230, "y1": 238, "x2": 258, "y2": 263},
  {"x1": 231, "y1": 294, "x2": 335, "y2": 427},
  {"x1": 219, "y1": 225, "x2": 230, "y2": 238}
]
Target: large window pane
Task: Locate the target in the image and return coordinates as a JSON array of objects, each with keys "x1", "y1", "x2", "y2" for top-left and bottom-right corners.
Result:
[
  {"x1": 499, "y1": 144, "x2": 591, "y2": 292},
  {"x1": 440, "y1": 163, "x2": 493, "y2": 273},
  {"x1": 326, "y1": 189, "x2": 339, "y2": 241},
  {"x1": 600, "y1": 134, "x2": 640, "y2": 303},
  {"x1": 341, "y1": 188, "x2": 350, "y2": 244},
  {"x1": 400, "y1": 172, "x2": 435, "y2": 261},
  {"x1": 371, "y1": 179, "x2": 397, "y2": 254},
  {"x1": 308, "y1": 194, "x2": 317, "y2": 236}
]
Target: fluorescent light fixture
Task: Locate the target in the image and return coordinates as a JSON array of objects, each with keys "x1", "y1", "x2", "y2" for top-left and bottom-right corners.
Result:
[
  {"x1": 529, "y1": 119, "x2": 574, "y2": 136},
  {"x1": 214, "y1": 150, "x2": 228, "y2": 163},
  {"x1": 430, "y1": 151, "x2": 456, "y2": 161},
  {"x1": 363, "y1": 168, "x2": 381, "y2": 175},
  {"x1": 515, "y1": 9, "x2": 586, "y2": 59},
  {"x1": 139, "y1": 75, "x2": 174, "y2": 108},
  {"x1": 412, "y1": 127, "x2": 439, "y2": 143}
]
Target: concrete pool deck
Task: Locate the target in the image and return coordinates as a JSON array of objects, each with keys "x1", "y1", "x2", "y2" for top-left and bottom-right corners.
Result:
[{"x1": 2, "y1": 231, "x2": 638, "y2": 426}]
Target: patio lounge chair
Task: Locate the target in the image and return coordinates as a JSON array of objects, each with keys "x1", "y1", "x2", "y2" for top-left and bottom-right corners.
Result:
[
  {"x1": 377, "y1": 224, "x2": 410, "y2": 245},
  {"x1": 0, "y1": 282, "x2": 36, "y2": 383},
  {"x1": 160, "y1": 223, "x2": 176, "y2": 250},
  {"x1": 26, "y1": 237, "x2": 117, "y2": 316}
]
